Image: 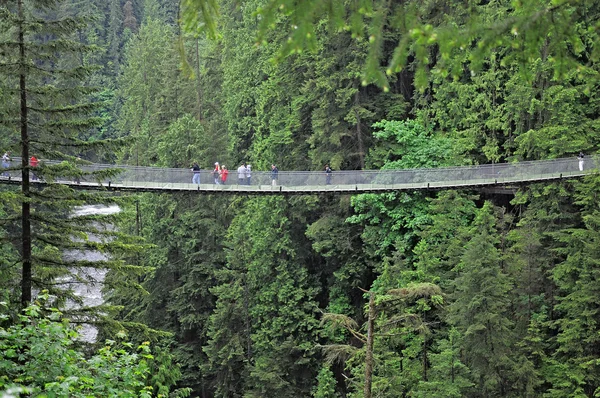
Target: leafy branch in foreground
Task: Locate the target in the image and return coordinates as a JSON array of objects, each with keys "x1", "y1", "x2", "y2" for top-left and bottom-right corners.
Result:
[
  {"x1": 0, "y1": 294, "x2": 190, "y2": 398},
  {"x1": 180, "y1": 0, "x2": 599, "y2": 90}
]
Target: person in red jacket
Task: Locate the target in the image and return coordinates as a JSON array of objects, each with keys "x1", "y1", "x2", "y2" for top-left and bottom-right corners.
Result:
[
  {"x1": 221, "y1": 165, "x2": 229, "y2": 184},
  {"x1": 30, "y1": 155, "x2": 39, "y2": 181}
]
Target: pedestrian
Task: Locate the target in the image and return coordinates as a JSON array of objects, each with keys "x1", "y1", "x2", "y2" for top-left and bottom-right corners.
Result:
[
  {"x1": 191, "y1": 162, "x2": 201, "y2": 184},
  {"x1": 578, "y1": 151, "x2": 585, "y2": 171},
  {"x1": 325, "y1": 164, "x2": 332, "y2": 185},
  {"x1": 245, "y1": 163, "x2": 252, "y2": 185},
  {"x1": 271, "y1": 164, "x2": 279, "y2": 186},
  {"x1": 221, "y1": 165, "x2": 229, "y2": 184},
  {"x1": 30, "y1": 155, "x2": 39, "y2": 181},
  {"x1": 213, "y1": 162, "x2": 221, "y2": 184},
  {"x1": 2, "y1": 151, "x2": 11, "y2": 177},
  {"x1": 237, "y1": 163, "x2": 246, "y2": 185}
]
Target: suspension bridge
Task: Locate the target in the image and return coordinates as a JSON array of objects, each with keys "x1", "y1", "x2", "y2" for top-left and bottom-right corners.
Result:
[{"x1": 0, "y1": 157, "x2": 593, "y2": 195}]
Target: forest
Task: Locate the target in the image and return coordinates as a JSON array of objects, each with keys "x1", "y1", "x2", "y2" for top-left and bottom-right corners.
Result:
[{"x1": 1, "y1": 0, "x2": 600, "y2": 397}]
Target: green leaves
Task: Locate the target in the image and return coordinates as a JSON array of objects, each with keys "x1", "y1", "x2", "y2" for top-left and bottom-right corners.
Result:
[
  {"x1": 181, "y1": 0, "x2": 600, "y2": 90},
  {"x1": 0, "y1": 296, "x2": 180, "y2": 397}
]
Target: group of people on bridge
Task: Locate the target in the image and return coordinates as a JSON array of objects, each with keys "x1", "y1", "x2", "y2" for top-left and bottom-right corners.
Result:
[
  {"x1": 190, "y1": 162, "x2": 334, "y2": 186},
  {"x1": 2, "y1": 151, "x2": 39, "y2": 180}
]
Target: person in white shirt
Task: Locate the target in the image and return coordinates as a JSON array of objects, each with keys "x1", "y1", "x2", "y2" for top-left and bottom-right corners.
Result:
[
  {"x1": 2, "y1": 151, "x2": 10, "y2": 177},
  {"x1": 245, "y1": 163, "x2": 251, "y2": 185},
  {"x1": 578, "y1": 151, "x2": 585, "y2": 171}
]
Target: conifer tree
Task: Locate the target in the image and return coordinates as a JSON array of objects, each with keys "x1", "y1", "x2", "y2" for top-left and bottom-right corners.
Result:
[
  {"x1": 205, "y1": 196, "x2": 320, "y2": 397},
  {"x1": 0, "y1": 0, "x2": 143, "y2": 317},
  {"x1": 544, "y1": 176, "x2": 600, "y2": 396},
  {"x1": 448, "y1": 202, "x2": 527, "y2": 396}
]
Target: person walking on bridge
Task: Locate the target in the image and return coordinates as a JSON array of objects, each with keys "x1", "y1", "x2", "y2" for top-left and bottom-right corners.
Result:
[
  {"x1": 578, "y1": 151, "x2": 585, "y2": 171},
  {"x1": 237, "y1": 163, "x2": 246, "y2": 185},
  {"x1": 325, "y1": 164, "x2": 332, "y2": 185},
  {"x1": 30, "y1": 155, "x2": 39, "y2": 181},
  {"x1": 245, "y1": 163, "x2": 251, "y2": 185},
  {"x1": 213, "y1": 162, "x2": 221, "y2": 184},
  {"x1": 221, "y1": 165, "x2": 229, "y2": 184},
  {"x1": 2, "y1": 151, "x2": 11, "y2": 177},
  {"x1": 271, "y1": 164, "x2": 279, "y2": 186},
  {"x1": 191, "y1": 162, "x2": 201, "y2": 184}
]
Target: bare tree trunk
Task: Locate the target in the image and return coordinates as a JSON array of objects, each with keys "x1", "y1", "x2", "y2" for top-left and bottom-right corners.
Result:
[
  {"x1": 364, "y1": 291, "x2": 375, "y2": 398},
  {"x1": 18, "y1": 0, "x2": 32, "y2": 306}
]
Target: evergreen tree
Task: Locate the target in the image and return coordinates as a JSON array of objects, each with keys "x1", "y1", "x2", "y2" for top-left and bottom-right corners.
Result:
[
  {"x1": 0, "y1": 0, "x2": 144, "y2": 314},
  {"x1": 109, "y1": 192, "x2": 230, "y2": 394},
  {"x1": 448, "y1": 202, "x2": 525, "y2": 396},
  {"x1": 205, "y1": 196, "x2": 320, "y2": 397},
  {"x1": 544, "y1": 175, "x2": 600, "y2": 396}
]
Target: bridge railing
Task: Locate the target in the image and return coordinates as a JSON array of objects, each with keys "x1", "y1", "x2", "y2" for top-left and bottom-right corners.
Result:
[{"x1": 1, "y1": 156, "x2": 593, "y2": 191}]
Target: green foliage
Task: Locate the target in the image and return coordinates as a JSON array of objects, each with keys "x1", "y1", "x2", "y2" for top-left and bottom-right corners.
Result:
[
  {"x1": 313, "y1": 365, "x2": 340, "y2": 398},
  {"x1": 0, "y1": 0, "x2": 148, "y2": 316},
  {"x1": 348, "y1": 119, "x2": 462, "y2": 264},
  {"x1": 0, "y1": 295, "x2": 183, "y2": 397},
  {"x1": 543, "y1": 175, "x2": 600, "y2": 396},
  {"x1": 156, "y1": 114, "x2": 206, "y2": 168},
  {"x1": 448, "y1": 202, "x2": 531, "y2": 396},
  {"x1": 413, "y1": 328, "x2": 473, "y2": 397},
  {"x1": 181, "y1": 0, "x2": 600, "y2": 90},
  {"x1": 204, "y1": 196, "x2": 320, "y2": 397},
  {"x1": 3, "y1": 1, "x2": 597, "y2": 397},
  {"x1": 367, "y1": 119, "x2": 460, "y2": 170},
  {"x1": 116, "y1": 18, "x2": 194, "y2": 165}
]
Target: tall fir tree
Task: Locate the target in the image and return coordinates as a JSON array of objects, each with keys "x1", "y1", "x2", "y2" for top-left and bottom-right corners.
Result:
[{"x1": 0, "y1": 0, "x2": 144, "y2": 323}]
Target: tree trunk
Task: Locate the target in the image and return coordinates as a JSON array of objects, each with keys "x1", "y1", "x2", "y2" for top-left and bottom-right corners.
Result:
[
  {"x1": 364, "y1": 291, "x2": 375, "y2": 398},
  {"x1": 18, "y1": 0, "x2": 32, "y2": 307}
]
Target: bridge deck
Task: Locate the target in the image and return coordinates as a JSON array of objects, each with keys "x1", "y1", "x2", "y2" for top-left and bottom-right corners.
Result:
[{"x1": 0, "y1": 157, "x2": 592, "y2": 194}]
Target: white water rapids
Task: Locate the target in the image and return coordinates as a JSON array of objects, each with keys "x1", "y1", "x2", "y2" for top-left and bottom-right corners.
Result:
[{"x1": 61, "y1": 204, "x2": 120, "y2": 342}]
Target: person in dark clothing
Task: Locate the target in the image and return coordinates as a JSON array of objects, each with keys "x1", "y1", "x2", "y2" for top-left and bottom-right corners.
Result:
[
  {"x1": 191, "y1": 162, "x2": 201, "y2": 184},
  {"x1": 325, "y1": 164, "x2": 332, "y2": 185},
  {"x1": 271, "y1": 164, "x2": 279, "y2": 186}
]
